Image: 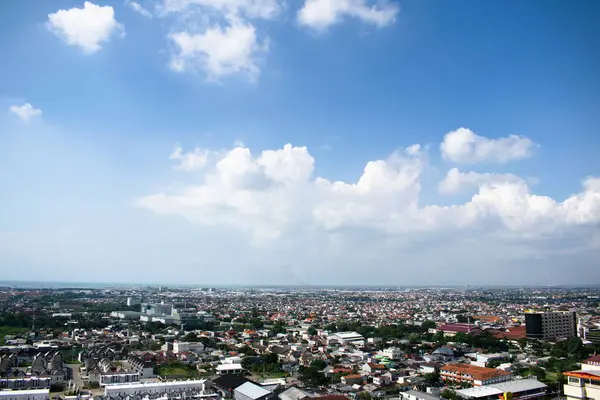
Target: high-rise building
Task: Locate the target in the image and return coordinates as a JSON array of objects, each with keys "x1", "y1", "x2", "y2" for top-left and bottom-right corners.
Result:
[
  {"x1": 126, "y1": 297, "x2": 141, "y2": 307},
  {"x1": 525, "y1": 311, "x2": 577, "y2": 340}
]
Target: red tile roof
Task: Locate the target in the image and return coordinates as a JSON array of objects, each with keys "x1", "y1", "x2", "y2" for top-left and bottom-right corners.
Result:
[
  {"x1": 439, "y1": 324, "x2": 477, "y2": 333},
  {"x1": 441, "y1": 363, "x2": 511, "y2": 381}
]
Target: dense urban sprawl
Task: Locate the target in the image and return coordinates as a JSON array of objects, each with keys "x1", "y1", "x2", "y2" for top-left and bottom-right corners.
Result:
[{"x1": 1, "y1": 285, "x2": 600, "y2": 400}]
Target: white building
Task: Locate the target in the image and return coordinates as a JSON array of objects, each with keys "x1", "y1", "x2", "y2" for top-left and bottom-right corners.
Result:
[
  {"x1": 126, "y1": 297, "x2": 141, "y2": 307},
  {"x1": 563, "y1": 356, "x2": 600, "y2": 400},
  {"x1": 456, "y1": 379, "x2": 547, "y2": 400},
  {"x1": 399, "y1": 390, "x2": 440, "y2": 400},
  {"x1": 234, "y1": 382, "x2": 277, "y2": 400},
  {"x1": 380, "y1": 347, "x2": 404, "y2": 360},
  {"x1": 110, "y1": 311, "x2": 141, "y2": 320},
  {"x1": 216, "y1": 364, "x2": 244, "y2": 375},
  {"x1": 0, "y1": 389, "x2": 49, "y2": 400},
  {"x1": 104, "y1": 380, "x2": 207, "y2": 397},
  {"x1": 328, "y1": 332, "x2": 365, "y2": 344},
  {"x1": 172, "y1": 341, "x2": 189, "y2": 354},
  {"x1": 97, "y1": 372, "x2": 140, "y2": 386}
]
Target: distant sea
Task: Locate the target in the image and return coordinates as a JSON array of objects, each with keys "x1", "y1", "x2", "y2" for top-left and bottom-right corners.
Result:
[
  {"x1": 0, "y1": 280, "x2": 597, "y2": 290},
  {"x1": 0, "y1": 280, "x2": 156, "y2": 289}
]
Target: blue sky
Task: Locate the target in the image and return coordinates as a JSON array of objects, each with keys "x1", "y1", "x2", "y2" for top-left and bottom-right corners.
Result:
[{"x1": 0, "y1": 0, "x2": 599, "y2": 286}]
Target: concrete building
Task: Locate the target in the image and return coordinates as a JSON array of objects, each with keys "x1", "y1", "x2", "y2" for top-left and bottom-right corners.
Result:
[
  {"x1": 141, "y1": 302, "x2": 173, "y2": 316},
  {"x1": 104, "y1": 379, "x2": 208, "y2": 397},
  {"x1": 279, "y1": 387, "x2": 313, "y2": 400},
  {"x1": 328, "y1": 332, "x2": 365, "y2": 344},
  {"x1": 234, "y1": 381, "x2": 277, "y2": 400},
  {"x1": 563, "y1": 355, "x2": 600, "y2": 400},
  {"x1": 563, "y1": 370, "x2": 600, "y2": 400},
  {"x1": 400, "y1": 390, "x2": 440, "y2": 400},
  {"x1": 95, "y1": 372, "x2": 140, "y2": 386},
  {"x1": 126, "y1": 297, "x2": 141, "y2": 307},
  {"x1": 525, "y1": 311, "x2": 577, "y2": 340},
  {"x1": 578, "y1": 320, "x2": 600, "y2": 344},
  {"x1": 109, "y1": 311, "x2": 141, "y2": 320},
  {"x1": 456, "y1": 379, "x2": 547, "y2": 400},
  {"x1": 216, "y1": 364, "x2": 244, "y2": 375},
  {"x1": 379, "y1": 347, "x2": 404, "y2": 360},
  {"x1": 440, "y1": 364, "x2": 512, "y2": 387},
  {"x1": 0, "y1": 389, "x2": 49, "y2": 400},
  {"x1": 127, "y1": 356, "x2": 155, "y2": 378}
]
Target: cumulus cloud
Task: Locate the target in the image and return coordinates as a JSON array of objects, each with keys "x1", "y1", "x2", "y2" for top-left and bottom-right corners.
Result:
[
  {"x1": 125, "y1": 0, "x2": 153, "y2": 18},
  {"x1": 438, "y1": 168, "x2": 525, "y2": 194},
  {"x1": 169, "y1": 144, "x2": 210, "y2": 171},
  {"x1": 440, "y1": 127, "x2": 537, "y2": 164},
  {"x1": 136, "y1": 140, "x2": 600, "y2": 252},
  {"x1": 47, "y1": 1, "x2": 123, "y2": 54},
  {"x1": 169, "y1": 20, "x2": 267, "y2": 81},
  {"x1": 9, "y1": 103, "x2": 42, "y2": 122},
  {"x1": 298, "y1": 0, "x2": 399, "y2": 30}
]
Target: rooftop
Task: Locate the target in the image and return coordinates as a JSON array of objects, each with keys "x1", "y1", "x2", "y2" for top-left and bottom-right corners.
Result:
[
  {"x1": 441, "y1": 364, "x2": 511, "y2": 381},
  {"x1": 235, "y1": 382, "x2": 272, "y2": 400},
  {"x1": 0, "y1": 389, "x2": 50, "y2": 396},
  {"x1": 457, "y1": 379, "x2": 547, "y2": 399}
]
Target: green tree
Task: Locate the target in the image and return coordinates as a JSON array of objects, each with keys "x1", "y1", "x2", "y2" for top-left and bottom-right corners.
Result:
[
  {"x1": 423, "y1": 371, "x2": 440, "y2": 385},
  {"x1": 421, "y1": 321, "x2": 437, "y2": 332},
  {"x1": 517, "y1": 338, "x2": 528, "y2": 351},
  {"x1": 183, "y1": 332, "x2": 199, "y2": 342},
  {"x1": 299, "y1": 366, "x2": 329, "y2": 387},
  {"x1": 408, "y1": 333, "x2": 421, "y2": 344},
  {"x1": 311, "y1": 359, "x2": 327, "y2": 370},
  {"x1": 440, "y1": 389, "x2": 458, "y2": 400}
]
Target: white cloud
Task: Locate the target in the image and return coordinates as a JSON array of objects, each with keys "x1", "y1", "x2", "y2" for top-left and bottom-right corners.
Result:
[
  {"x1": 126, "y1": 0, "x2": 153, "y2": 18},
  {"x1": 169, "y1": 20, "x2": 267, "y2": 81},
  {"x1": 161, "y1": 0, "x2": 282, "y2": 20},
  {"x1": 136, "y1": 142, "x2": 600, "y2": 251},
  {"x1": 169, "y1": 144, "x2": 210, "y2": 171},
  {"x1": 298, "y1": 0, "x2": 399, "y2": 30},
  {"x1": 9, "y1": 103, "x2": 42, "y2": 122},
  {"x1": 47, "y1": 2, "x2": 124, "y2": 54},
  {"x1": 438, "y1": 168, "x2": 525, "y2": 194},
  {"x1": 440, "y1": 127, "x2": 537, "y2": 164}
]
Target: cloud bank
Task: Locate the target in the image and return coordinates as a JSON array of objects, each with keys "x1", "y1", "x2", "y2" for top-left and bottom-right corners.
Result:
[{"x1": 136, "y1": 131, "x2": 600, "y2": 261}]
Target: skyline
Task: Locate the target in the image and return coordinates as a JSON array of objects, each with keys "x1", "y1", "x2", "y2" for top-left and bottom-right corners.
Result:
[{"x1": 1, "y1": 0, "x2": 599, "y2": 285}]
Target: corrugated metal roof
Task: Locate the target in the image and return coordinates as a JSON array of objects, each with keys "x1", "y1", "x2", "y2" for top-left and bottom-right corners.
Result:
[{"x1": 235, "y1": 382, "x2": 272, "y2": 399}]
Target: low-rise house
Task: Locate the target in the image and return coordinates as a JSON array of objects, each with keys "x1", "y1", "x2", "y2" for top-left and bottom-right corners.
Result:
[
  {"x1": 380, "y1": 348, "x2": 404, "y2": 360},
  {"x1": 210, "y1": 375, "x2": 250, "y2": 399},
  {"x1": 362, "y1": 363, "x2": 386, "y2": 374},
  {"x1": 216, "y1": 363, "x2": 244, "y2": 375},
  {"x1": 373, "y1": 374, "x2": 391, "y2": 386},
  {"x1": 341, "y1": 374, "x2": 363, "y2": 385},
  {"x1": 279, "y1": 387, "x2": 313, "y2": 400}
]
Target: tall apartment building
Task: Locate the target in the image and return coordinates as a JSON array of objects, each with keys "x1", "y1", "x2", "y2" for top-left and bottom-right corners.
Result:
[{"x1": 525, "y1": 311, "x2": 577, "y2": 340}]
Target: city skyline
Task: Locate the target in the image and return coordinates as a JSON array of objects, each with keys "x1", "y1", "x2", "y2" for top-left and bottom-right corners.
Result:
[{"x1": 1, "y1": 0, "x2": 599, "y2": 285}]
